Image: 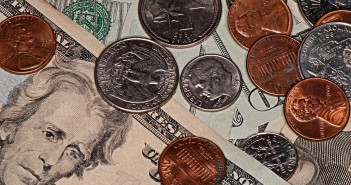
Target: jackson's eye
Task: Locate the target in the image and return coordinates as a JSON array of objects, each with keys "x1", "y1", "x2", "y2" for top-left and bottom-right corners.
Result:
[{"x1": 42, "y1": 130, "x2": 56, "y2": 142}]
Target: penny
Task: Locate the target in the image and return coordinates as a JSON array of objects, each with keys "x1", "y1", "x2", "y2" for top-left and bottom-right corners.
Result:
[
  {"x1": 138, "y1": 0, "x2": 221, "y2": 48},
  {"x1": 95, "y1": 37, "x2": 179, "y2": 113},
  {"x1": 315, "y1": 10, "x2": 351, "y2": 26},
  {"x1": 158, "y1": 137, "x2": 226, "y2": 185},
  {"x1": 298, "y1": 0, "x2": 351, "y2": 25},
  {"x1": 239, "y1": 133, "x2": 298, "y2": 180},
  {"x1": 247, "y1": 34, "x2": 302, "y2": 96},
  {"x1": 0, "y1": 14, "x2": 56, "y2": 74},
  {"x1": 298, "y1": 22, "x2": 351, "y2": 99},
  {"x1": 180, "y1": 55, "x2": 242, "y2": 111},
  {"x1": 284, "y1": 78, "x2": 350, "y2": 141},
  {"x1": 228, "y1": 0, "x2": 292, "y2": 49}
]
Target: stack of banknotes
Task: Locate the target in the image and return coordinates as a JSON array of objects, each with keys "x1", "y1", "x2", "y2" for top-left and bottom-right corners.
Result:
[{"x1": 0, "y1": 0, "x2": 350, "y2": 184}]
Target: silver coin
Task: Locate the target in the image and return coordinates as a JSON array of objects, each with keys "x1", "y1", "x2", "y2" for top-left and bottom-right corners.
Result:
[
  {"x1": 298, "y1": 22, "x2": 351, "y2": 98},
  {"x1": 95, "y1": 37, "x2": 179, "y2": 113},
  {"x1": 239, "y1": 133, "x2": 298, "y2": 180},
  {"x1": 138, "y1": 0, "x2": 222, "y2": 48},
  {"x1": 298, "y1": 0, "x2": 351, "y2": 25},
  {"x1": 180, "y1": 55, "x2": 242, "y2": 111}
]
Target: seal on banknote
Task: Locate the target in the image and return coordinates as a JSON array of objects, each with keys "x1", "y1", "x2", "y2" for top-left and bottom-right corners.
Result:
[
  {"x1": 284, "y1": 78, "x2": 350, "y2": 141},
  {"x1": 158, "y1": 137, "x2": 226, "y2": 185},
  {"x1": 0, "y1": 14, "x2": 56, "y2": 74},
  {"x1": 95, "y1": 37, "x2": 179, "y2": 113},
  {"x1": 180, "y1": 55, "x2": 242, "y2": 111},
  {"x1": 298, "y1": 22, "x2": 351, "y2": 99},
  {"x1": 138, "y1": 0, "x2": 222, "y2": 48},
  {"x1": 63, "y1": 0, "x2": 111, "y2": 40},
  {"x1": 239, "y1": 133, "x2": 298, "y2": 180}
]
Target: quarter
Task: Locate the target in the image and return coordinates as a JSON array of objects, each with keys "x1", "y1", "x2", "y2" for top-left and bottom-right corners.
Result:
[{"x1": 95, "y1": 37, "x2": 179, "y2": 113}]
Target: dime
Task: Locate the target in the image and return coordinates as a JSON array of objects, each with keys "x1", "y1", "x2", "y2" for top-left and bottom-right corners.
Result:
[
  {"x1": 239, "y1": 133, "x2": 298, "y2": 180},
  {"x1": 0, "y1": 14, "x2": 56, "y2": 74},
  {"x1": 315, "y1": 10, "x2": 351, "y2": 26},
  {"x1": 298, "y1": 0, "x2": 351, "y2": 25},
  {"x1": 228, "y1": 0, "x2": 292, "y2": 49},
  {"x1": 298, "y1": 22, "x2": 351, "y2": 98},
  {"x1": 95, "y1": 37, "x2": 179, "y2": 113},
  {"x1": 158, "y1": 137, "x2": 226, "y2": 185},
  {"x1": 138, "y1": 0, "x2": 221, "y2": 48},
  {"x1": 284, "y1": 78, "x2": 350, "y2": 141},
  {"x1": 247, "y1": 34, "x2": 302, "y2": 96},
  {"x1": 180, "y1": 55, "x2": 242, "y2": 111}
]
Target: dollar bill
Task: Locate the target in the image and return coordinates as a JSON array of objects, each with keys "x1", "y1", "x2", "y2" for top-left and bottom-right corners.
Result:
[{"x1": 0, "y1": 0, "x2": 289, "y2": 184}]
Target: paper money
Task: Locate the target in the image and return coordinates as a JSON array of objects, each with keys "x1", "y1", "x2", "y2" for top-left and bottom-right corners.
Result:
[{"x1": 0, "y1": 0, "x2": 288, "y2": 184}]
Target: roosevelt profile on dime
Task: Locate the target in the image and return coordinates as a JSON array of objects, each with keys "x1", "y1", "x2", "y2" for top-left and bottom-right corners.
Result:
[
  {"x1": 180, "y1": 55, "x2": 241, "y2": 111},
  {"x1": 0, "y1": 56, "x2": 131, "y2": 185}
]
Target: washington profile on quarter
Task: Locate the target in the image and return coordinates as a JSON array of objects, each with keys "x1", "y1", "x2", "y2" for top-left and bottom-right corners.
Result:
[
  {"x1": 239, "y1": 133, "x2": 298, "y2": 180},
  {"x1": 158, "y1": 136, "x2": 226, "y2": 185},
  {"x1": 138, "y1": 0, "x2": 222, "y2": 48},
  {"x1": 95, "y1": 37, "x2": 179, "y2": 113},
  {"x1": 0, "y1": 14, "x2": 56, "y2": 74},
  {"x1": 298, "y1": 22, "x2": 351, "y2": 99},
  {"x1": 180, "y1": 55, "x2": 242, "y2": 111}
]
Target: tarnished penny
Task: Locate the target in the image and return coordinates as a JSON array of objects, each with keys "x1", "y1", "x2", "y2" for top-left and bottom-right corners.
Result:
[
  {"x1": 158, "y1": 137, "x2": 226, "y2": 185},
  {"x1": 0, "y1": 14, "x2": 56, "y2": 74},
  {"x1": 95, "y1": 37, "x2": 179, "y2": 113},
  {"x1": 180, "y1": 55, "x2": 242, "y2": 111},
  {"x1": 239, "y1": 133, "x2": 298, "y2": 180},
  {"x1": 315, "y1": 10, "x2": 351, "y2": 26},
  {"x1": 247, "y1": 34, "x2": 302, "y2": 96},
  {"x1": 138, "y1": 0, "x2": 222, "y2": 48},
  {"x1": 228, "y1": 0, "x2": 292, "y2": 49},
  {"x1": 284, "y1": 78, "x2": 350, "y2": 141}
]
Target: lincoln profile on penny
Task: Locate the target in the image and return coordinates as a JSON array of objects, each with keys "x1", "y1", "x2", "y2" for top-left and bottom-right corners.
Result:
[{"x1": 0, "y1": 57, "x2": 131, "y2": 185}]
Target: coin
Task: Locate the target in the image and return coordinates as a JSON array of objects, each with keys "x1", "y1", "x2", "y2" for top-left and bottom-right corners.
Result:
[
  {"x1": 180, "y1": 55, "x2": 242, "y2": 111},
  {"x1": 298, "y1": 0, "x2": 351, "y2": 25},
  {"x1": 95, "y1": 37, "x2": 179, "y2": 113},
  {"x1": 247, "y1": 34, "x2": 302, "y2": 96},
  {"x1": 298, "y1": 22, "x2": 351, "y2": 99},
  {"x1": 284, "y1": 78, "x2": 350, "y2": 141},
  {"x1": 158, "y1": 137, "x2": 226, "y2": 185},
  {"x1": 138, "y1": 0, "x2": 221, "y2": 48},
  {"x1": 0, "y1": 14, "x2": 56, "y2": 74},
  {"x1": 315, "y1": 10, "x2": 351, "y2": 26},
  {"x1": 228, "y1": 0, "x2": 292, "y2": 49},
  {"x1": 239, "y1": 133, "x2": 298, "y2": 180}
]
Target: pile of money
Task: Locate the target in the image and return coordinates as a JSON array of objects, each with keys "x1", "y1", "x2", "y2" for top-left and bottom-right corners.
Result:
[{"x1": 0, "y1": 0, "x2": 351, "y2": 184}]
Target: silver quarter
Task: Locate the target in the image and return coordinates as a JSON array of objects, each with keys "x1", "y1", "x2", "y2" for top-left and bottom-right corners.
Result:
[
  {"x1": 298, "y1": 0, "x2": 351, "y2": 25},
  {"x1": 298, "y1": 22, "x2": 351, "y2": 98},
  {"x1": 95, "y1": 37, "x2": 179, "y2": 113},
  {"x1": 180, "y1": 55, "x2": 242, "y2": 111},
  {"x1": 138, "y1": 0, "x2": 222, "y2": 48},
  {"x1": 239, "y1": 133, "x2": 298, "y2": 180}
]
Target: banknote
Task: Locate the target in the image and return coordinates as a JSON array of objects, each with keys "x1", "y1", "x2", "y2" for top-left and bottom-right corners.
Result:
[
  {"x1": 46, "y1": 0, "x2": 312, "y2": 141},
  {"x1": 0, "y1": 0, "x2": 288, "y2": 184}
]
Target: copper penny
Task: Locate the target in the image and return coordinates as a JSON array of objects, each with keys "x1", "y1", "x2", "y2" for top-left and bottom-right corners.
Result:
[
  {"x1": 284, "y1": 78, "x2": 350, "y2": 141},
  {"x1": 0, "y1": 15, "x2": 56, "y2": 74},
  {"x1": 158, "y1": 137, "x2": 226, "y2": 185},
  {"x1": 228, "y1": 0, "x2": 292, "y2": 49},
  {"x1": 247, "y1": 34, "x2": 302, "y2": 96},
  {"x1": 315, "y1": 10, "x2": 351, "y2": 27}
]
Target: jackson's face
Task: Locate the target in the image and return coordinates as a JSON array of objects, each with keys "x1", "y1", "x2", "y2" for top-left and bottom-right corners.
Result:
[{"x1": 0, "y1": 90, "x2": 104, "y2": 185}]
